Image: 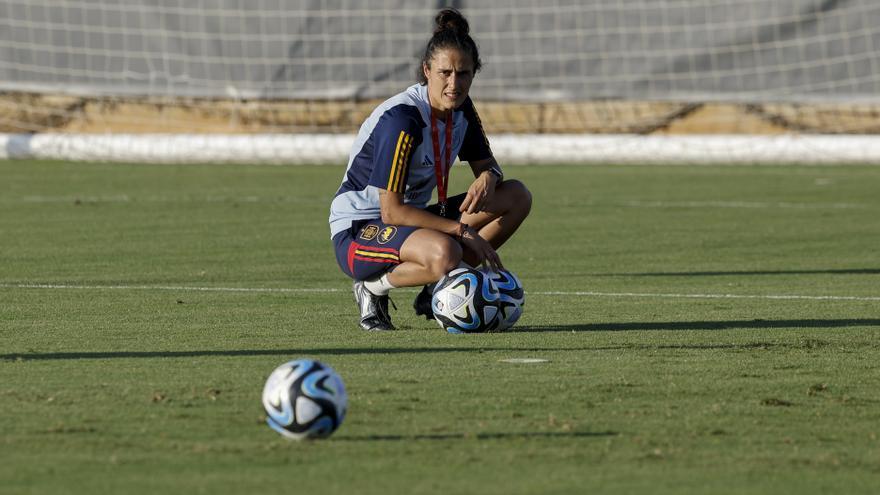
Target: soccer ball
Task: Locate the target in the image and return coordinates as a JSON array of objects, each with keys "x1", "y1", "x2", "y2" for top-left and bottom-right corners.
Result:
[
  {"x1": 481, "y1": 268, "x2": 525, "y2": 331},
  {"x1": 431, "y1": 267, "x2": 500, "y2": 333},
  {"x1": 262, "y1": 359, "x2": 348, "y2": 440}
]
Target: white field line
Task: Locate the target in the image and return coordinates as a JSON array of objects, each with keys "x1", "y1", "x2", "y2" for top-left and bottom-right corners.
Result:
[
  {"x1": 2, "y1": 283, "x2": 879, "y2": 302},
  {"x1": 537, "y1": 290, "x2": 880, "y2": 302},
  {"x1": 1, "y1": 283, "x2": 340, "y2": 293}
]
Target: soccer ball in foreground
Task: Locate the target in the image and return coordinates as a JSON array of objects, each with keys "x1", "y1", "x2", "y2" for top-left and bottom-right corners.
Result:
[
  {"x1": 431, "y1": 267, "x2": 500, "y2": 333},
  {"x1": 262, "y1": 359, "x2": 347, "y2": 440},
  {"x1": 481, "y1": 268, "x2": 525, "y2": 331}
]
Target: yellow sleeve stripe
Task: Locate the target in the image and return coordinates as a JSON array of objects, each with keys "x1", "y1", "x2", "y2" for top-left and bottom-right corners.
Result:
[
  {"x1": 387, "y1": 131, "x2": 406, "y2": 192},
  {"x1": 397, "y1": 134, "x2": 414, "y2": 191},
  {"x1": 388, "y1": 131, "x2": 414, "y2": 193}
]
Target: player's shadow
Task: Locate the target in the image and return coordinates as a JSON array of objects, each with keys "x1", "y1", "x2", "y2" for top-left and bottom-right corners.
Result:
[
  {"x1": 7, "y1": 320, "x2": 880, "y2": 361},
  {"x1": 585, "y1": 268, "x2": 880, "y2": 277},
  {"x1": 513, "y1": 318, "x2": 880, "y2": 333},
  {"x1": 336, "y1": 430, "x2": 618, "y2": 442}
]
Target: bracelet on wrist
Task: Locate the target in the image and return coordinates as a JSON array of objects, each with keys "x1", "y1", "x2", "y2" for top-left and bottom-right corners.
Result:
[{"x1": 487, "y1": 165, "x2": 503, "y2": 182}]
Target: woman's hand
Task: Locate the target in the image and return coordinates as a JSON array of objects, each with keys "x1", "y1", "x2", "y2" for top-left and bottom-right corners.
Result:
[
  {"x1": 458, "y1": 224, "x2": 503, "y2": 271},
  {"x1": 459, "y1": 171, "x2": 497, "y2": 215}
]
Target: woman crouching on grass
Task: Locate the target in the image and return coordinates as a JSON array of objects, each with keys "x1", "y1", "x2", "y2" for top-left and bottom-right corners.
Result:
[{"x1": 328, "y1": 8, "x2": 531, "y2": 331}]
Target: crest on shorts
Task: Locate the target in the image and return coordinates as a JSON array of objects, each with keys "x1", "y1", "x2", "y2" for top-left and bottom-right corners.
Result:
[
  {"x1": 359, "y1": 224, "x2": 379, "y2": 241},
  {"x1": 377, "y1": 226, "x2": 398, "y2": 244}
]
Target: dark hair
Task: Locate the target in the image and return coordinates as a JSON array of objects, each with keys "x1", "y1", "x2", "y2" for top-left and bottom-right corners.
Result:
[{"x1": 416, "y1": 8, "x2": 482, "y2": 84}]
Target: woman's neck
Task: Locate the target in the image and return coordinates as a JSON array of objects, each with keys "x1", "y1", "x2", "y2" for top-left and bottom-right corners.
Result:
[{"x1": 427, "y1": 93, "x2": 451, "y2": 120}]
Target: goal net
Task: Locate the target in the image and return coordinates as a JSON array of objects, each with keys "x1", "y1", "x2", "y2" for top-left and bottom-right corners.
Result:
[{"x1": 3, "y1": 0, "x2": 880, "y2": 164}]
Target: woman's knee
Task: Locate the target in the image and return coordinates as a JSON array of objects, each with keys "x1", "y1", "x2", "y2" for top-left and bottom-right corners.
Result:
[
  {"x1": 425, "y1": 236, "x2": 462, "y2": 278},
  {"x1": 402, "y1": 230, "x2": 462, "y2": 279},
  {"x1": 501, "y1": 179, "x2": 532, "y2": 216}
]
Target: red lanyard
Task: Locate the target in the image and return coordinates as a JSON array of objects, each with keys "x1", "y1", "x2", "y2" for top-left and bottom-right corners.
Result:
[{"x1": 430, "y1": 110, "x2": 454, "y2": 216}]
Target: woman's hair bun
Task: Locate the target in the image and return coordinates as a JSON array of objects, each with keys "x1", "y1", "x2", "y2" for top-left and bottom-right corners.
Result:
[
  {"x1": 416, "y1": 7, "x2": 481, "y2": 83},
  {"x1": 434, "y1": 8, "x2": 469, "y2": 35}
]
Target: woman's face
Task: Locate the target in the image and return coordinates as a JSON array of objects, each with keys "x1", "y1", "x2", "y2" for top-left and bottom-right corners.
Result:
[{"x1": 423, "y1": 47, "x2": 474, "y2": 116}]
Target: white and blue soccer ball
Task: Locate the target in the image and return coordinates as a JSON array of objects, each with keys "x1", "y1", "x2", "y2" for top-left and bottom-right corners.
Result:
[
  {"x1": 431, "y1": 267, "x2": 501, "y2": 333},
  {"x1": 262, "y1": 359, "x2": 348, "y2": 440},
  {"x1": 481, "y1": 268, "x2": 525, "y2": 331}
]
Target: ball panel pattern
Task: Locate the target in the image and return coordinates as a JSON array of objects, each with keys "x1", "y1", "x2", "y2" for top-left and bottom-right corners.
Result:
[
  {"x1": 481, "y1": 269, "x2": 525, "y2": 331},
  {"x1": 262, "y1": 359, "x2": 347, "y2": 440},
  {"x1": 431, "y1": 268, "x2": 501, "y2": 333}
]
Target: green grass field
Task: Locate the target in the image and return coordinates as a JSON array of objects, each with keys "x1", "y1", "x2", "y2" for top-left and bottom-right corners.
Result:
[{"x1": 2, "y1": 160, "x2": 880, "y2": 494}]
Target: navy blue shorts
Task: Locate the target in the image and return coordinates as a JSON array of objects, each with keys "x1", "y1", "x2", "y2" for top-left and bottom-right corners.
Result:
[{"x1": 332, "y1": 193, "x2": 465, "y2": 281}]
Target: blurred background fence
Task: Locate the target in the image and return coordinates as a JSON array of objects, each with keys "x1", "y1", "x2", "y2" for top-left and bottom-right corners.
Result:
[{"x1": 3, "y1": 1, "x2": 880, "y2": 163}]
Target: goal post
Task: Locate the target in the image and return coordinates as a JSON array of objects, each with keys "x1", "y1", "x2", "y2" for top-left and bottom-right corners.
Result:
[{"x1": 2, "y1": 1, "x2": 880, "y2": 164}]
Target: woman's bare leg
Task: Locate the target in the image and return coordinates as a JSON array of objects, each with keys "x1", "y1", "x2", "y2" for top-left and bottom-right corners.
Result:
[
  {"x1": 458, "y1": 179, "x2": 532, "y2": 266},
  {"x1": 386, "y1": 228, "x2": 463, "y2": 287}
]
